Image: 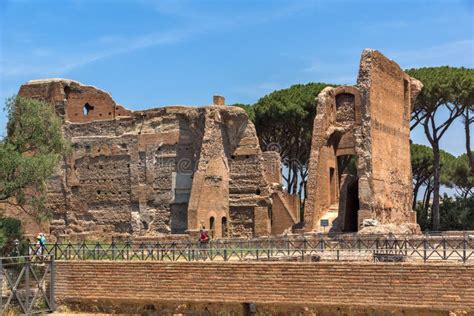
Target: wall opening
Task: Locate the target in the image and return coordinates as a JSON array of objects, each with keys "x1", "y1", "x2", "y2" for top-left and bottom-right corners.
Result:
[
  {"x1": 83, "y1": 103, "x2": 94, "y2": 116},
  {"x1": 209, "y1": 216, "x2": 215, "y2": 238},
  {"x1": 337, "y1": 155, "x2": 357, "y2": 180},
  {"x1": 343, "y1": 177, "x2": 359, "y2": 232},
  {"x1": 329, "y1": 167, "x2": 336, "y2": 205},
  {"x1": 221, "y1": 217, "x2": 228, "y2": 238},
  {"x1": 337, "y1": 155, "x2": 359, "y2": 232}
]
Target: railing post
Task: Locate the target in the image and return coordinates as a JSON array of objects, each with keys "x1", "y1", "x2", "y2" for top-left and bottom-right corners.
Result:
[
  {"x1": 302, "y1": 237, "x2": 307, "y2": 258},
  {"x1": 442, "y1": 237, "x2": 447, "y2": 260},
  {"x1": 285, "y1": 235, "x2": 290, "y2": 256},
  {"x1": 54, "y1": 242, "x2": 59, "y2": 260},
  {"x1": 94, "y1": 242, "x2": 99, "y2": 260},
  {"x1": 50, "y1": 256, "x2": 56, "y2": 311},
  {"x1": 423, "y1": 236, "x2": 428, "y2": 262},
  {"x1": 187, "y1": 241, "x2": 191, "y2": 262},
  {"x1": 111, "y1": 240, "x2": 116, "y2": 260},
  {"x1": 25, "y1": 260, "x2": 30, "y2": 313},
  {"x1": 224, "y1": 248, "x2": 228, "y2": 261},
  {"x1": 172, "y1": 242, "x2": 176, "y2": 261},
  {"x1": 463, "y1": 234, "x2": 468, "y2": 263},
  {"x1": 67, "y1": 242, "x2": 72, "y2": 260},
  {"x1": 125, "y1": 239, "x2": 131, "y2": 260},
  {"x1": 1, "y1": 258, "x2": 3, "y2": 314}
]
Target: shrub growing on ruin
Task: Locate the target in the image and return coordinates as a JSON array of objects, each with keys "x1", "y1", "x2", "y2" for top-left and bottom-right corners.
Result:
[{"x1": 0, "y1": 96, "x2": 69, "y2": 218}]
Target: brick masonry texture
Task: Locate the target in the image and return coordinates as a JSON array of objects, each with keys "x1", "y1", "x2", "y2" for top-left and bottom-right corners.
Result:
[{"x1": 55, "y1": 261, "x2": 474, "y2": 312}]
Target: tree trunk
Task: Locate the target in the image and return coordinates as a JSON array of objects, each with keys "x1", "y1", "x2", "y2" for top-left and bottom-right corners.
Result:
[
  {"x1": 412, "y1": 179, "x2": 421, "y2": 210},
  {"x1": 422, "y1": 183, "x2": 432, "y2": 214},
  {"x1": 431, "y1": 144, "x2": 441, "y2": 231},
  {"x1": 464, "y1": 109, "x2": 474, "y2": 171}
]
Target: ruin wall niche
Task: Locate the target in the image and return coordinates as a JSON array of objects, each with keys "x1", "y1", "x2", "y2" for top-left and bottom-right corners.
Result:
[
  {"x1": 261, "y1": 151, "x2": 282, "y2": 185},
  {"x1": 356, "y1": 49, "x2": 421, "y2": 227}
]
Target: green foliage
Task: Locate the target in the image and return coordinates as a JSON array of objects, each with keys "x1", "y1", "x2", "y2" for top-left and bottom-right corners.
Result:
[
  {"x1": 407, "y1": 67, "x2": 474, "y2": 114},
  {"x1": 0, "y1": 217, "x2": 23, "y2": 255},
  {"x1": 439, "y1": 195, "x2": 474, "y2": 231},
  {"x1": 411, "y1": 144, "x2": 434, "y2": 182},
  {"x1": 0, "y1": 96, "x2": 69, "y2": 218},
  {"x1": 252, "y1": 82, "x2": 334, "y2": 195},
  {"x1": 416, "y1": 195, "x2": 474, "y2": 232},
  {"x1": 407, "y1": 67, "x2": 474, "y2": 230},
  {"x1": 410, "y1": 143, "x2": 455, "y2": 190},
  {"x1": 414, "y1": 202, "x2": 431, "y2": 231},
  {"x1": 411, "y1": 143, "x2": 473, "y2": 230},
  {"x1": 444, "y1": 153, "x2": 474, "y2": 198}
]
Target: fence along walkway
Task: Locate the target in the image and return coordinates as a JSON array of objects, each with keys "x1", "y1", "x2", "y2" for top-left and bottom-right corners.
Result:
[
  {"x1": 29, "y1": 235, "x2": 474, "y2": 263},
  {"x1": 0, "y1": 255, "x2": 55, "y2": 315}
]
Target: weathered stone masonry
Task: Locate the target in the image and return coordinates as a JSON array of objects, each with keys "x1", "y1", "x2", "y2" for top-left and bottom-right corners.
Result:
[{"x1": 18, "y1": 79, "x2": 292, "y2": 239}]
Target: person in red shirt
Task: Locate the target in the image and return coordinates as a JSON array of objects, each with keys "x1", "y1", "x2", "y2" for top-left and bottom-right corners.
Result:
[
  {"x1": 198, "y1": 229, "x2": 210, "y2": 260},
  {"x1": 199, "y1": 229, "x2": 210, "y2": 243}
]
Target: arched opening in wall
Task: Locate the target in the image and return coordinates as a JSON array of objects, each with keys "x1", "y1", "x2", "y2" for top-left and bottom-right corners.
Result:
[
  {"x1": 83, "y1": 103, "x2": 94, "y2": 116},
  {"x1": 221, "y1": 217, "x2": 228, "y2": 237},
  {"x1": 337, "y1": 155, "x2": 359, "y2": 232},
  {"x1": 209, "y1": 216, "x2": 215, "y2": 238}
]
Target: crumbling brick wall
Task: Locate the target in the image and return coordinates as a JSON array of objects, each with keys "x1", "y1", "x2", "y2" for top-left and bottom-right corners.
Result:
[
  {"x1": 304, "y1": 50, "x2": 422, "y2": 233},
  {"x1": 17, "y1": 79, "x2": 272, "y2": 239},
  {"x1": 55, "y1": 261, "x2": 474, "y2": 312}
]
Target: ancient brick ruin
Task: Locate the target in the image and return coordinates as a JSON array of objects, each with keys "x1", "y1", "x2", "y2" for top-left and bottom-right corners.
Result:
[
  {"x1": 303, "y1": 49, "x2": 422, "y2": 233},
  {"x1": 17, "y1": 79, "x2": 300, "y2": 239},
  {"x1": 10, "y1": 48, "x2": 422, "y2": 239}
]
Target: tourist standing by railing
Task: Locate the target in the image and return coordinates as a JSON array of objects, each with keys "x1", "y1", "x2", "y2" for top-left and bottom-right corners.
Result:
[{"x1": 199, "y1": 229, "x2": 210, "y2": 260}]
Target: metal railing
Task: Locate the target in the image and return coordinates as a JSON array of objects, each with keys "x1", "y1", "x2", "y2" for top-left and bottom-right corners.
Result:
[
  {"x1": 27, "y1": 234, "x2": 474, "y2": 263},
  {"x1": 0, "y1": 255, "x2": 55, "y2": 315}
]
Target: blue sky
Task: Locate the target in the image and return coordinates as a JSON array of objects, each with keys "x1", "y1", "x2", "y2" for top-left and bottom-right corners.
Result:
[{"x1": 0, "y1": 0, "x2": 473, "y2": 156}]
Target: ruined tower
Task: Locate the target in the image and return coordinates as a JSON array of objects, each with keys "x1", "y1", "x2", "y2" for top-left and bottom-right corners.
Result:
[{"x1": 303, "y1": 49, "x2": 423, "y2": 233}]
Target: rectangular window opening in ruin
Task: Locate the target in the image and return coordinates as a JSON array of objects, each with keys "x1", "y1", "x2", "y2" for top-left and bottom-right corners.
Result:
[
  {"x1": 170, "y1": 172, "x2": 192, "y2": 234},
  {"x1": 329, "y1": 167, "x2": 336, "y2": 205}
]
